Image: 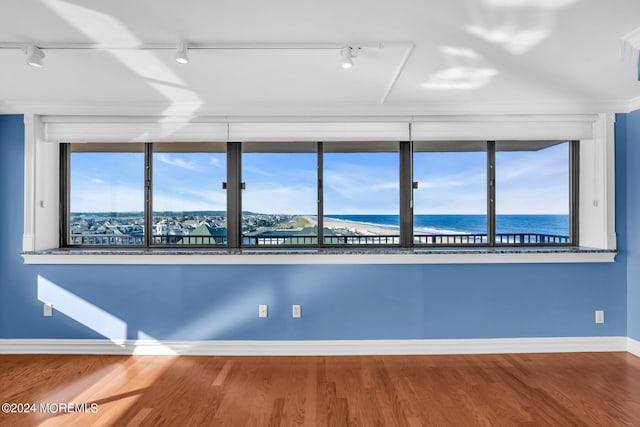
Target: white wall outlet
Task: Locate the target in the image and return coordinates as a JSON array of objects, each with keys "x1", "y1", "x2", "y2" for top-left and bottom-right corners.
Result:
[
  {"x1": 43, "y1": 303, "x2": 53, "y2": 317},
  {"x1": 595, "y1": 310, "x2": 605, "y2": 324},
  {"x1": 292, "y1": 304, "x2": 301, "y2": 318},
  {"x1": 259, "y1": 304, "x2": 268, "y2": 318}
]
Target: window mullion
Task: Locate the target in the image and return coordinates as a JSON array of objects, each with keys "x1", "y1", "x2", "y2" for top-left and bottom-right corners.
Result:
[
  {"x1": 570, "y1": 140, "x2": 580, "y2": 246},
  {"x1": 399, "y1": 140, "x2": 413, "y2": 248},
  {"x1": 487, "y1": 141, "x2": 496, "y2": 247},
  {"x1": 144, "y1": 143, "x2": 153, "y2": 248},
  {"x1": 59, "y1": 143, "x2": 70, "y2": 247},
  {"x1": 227, "y1": 142, "x2": 242, "y2": 249},
  {"x1": 317, "y1": 141, "x2": 324, "y2": 247}
]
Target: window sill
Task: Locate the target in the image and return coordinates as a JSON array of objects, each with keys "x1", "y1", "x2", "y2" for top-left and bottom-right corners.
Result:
[{"x1": 22, "y1": 247, "x2": 616, "y2": 265}]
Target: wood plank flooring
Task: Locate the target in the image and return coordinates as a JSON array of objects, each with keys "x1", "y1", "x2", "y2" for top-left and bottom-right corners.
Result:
[{"x1": 0, "y1": 352, "x2": 639, "y2": 426}]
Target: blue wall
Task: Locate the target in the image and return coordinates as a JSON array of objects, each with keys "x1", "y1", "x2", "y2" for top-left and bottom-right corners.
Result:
[
  {"x1": 0, "y1": 115, "x2": 629, "y2": 341},
  {"x1": 626, "y1": 110, "x2": 640, "y2": 341}
]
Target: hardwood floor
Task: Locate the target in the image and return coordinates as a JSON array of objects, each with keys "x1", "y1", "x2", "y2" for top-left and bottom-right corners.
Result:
[{"x1": 0, "y1": 352, "x2": 639, "y2": 426}]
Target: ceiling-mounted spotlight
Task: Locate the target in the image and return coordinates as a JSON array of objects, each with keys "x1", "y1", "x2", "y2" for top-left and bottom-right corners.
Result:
[
  {"x1": 340, "y1": 47, "x2": 354, "y2": 69},
  {"x1": 175, "y1": 41, "x2": 189, "y2": 64},
  {"x1": 24, "y1": 46, "x2": 45, "y2": 68}
]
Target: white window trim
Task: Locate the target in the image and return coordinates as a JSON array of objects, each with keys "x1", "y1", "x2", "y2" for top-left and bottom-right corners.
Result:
[{"x1": 21, "y1": 113, "x2": 617, "y2": 264}]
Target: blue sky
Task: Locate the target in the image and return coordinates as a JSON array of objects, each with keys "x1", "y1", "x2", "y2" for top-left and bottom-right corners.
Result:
[
  {"x1": 414, "y1": 142, "x2": 568, "y2": 215},
  {"x1": 414, "y1": 151, "x2": 486, "y2": 215},
  {"x1": 70, "y1": 143, "x2": 568, "y2": 215},
  {"x1": 495, "y1": 143, "x2": 568, "y2": 215}
]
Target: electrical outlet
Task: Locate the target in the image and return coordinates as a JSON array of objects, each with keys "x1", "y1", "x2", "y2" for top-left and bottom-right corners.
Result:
[
  {"x1": 43, "y1": 303, "x2": 53, "y2": 317},
  {"x1": 292, "y1": 304, "x2": 301, "y2": 318},
  {"x1": 595, "y1": 310, "x2": 604, "y2": 324},
  {"x1": 259, "y1": 304, "x2": 268, "y2": 318}
]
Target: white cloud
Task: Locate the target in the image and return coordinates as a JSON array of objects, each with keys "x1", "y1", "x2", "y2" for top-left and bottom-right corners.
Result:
[
  {"x1": 153, "y1": 185, "x2": 227, "y2": 211},
  {"x1": 414, "y1": 173, "x2": 486, "y2": 215},
  {"x1": 152, "y1": 192, "x2": 226, "y2": 212},
  {"x1": 244, "y1": 165, "x2": 273, "y2": 177},
  {"x1": 71, "y1": 185, "x2": 144, "y2": 212},
  {"x1": 497, "y1": 187, "x2": 568, "y2": 214},
  {"x1": 243, "y1": 185, "x2": 316, "y2": 215},
  {"x1": 323, "y1": 160, "x2": 400, "y2": 214},
  {"x1": 90, "y1": 178, "x2": 104, "y2": 184},
  {"x1": 414, "y1": 191, "x2": 487, "y2": 215},
  {"x1": 324, "y1": 170, "x2": 396, "y2": 200},
  {"x1": 419, "y1": 180, "x2": 465, "y2": 189},
  {"x1": 370, "y1": 182, "x2": 400, "y2": 191},
  {"x1": 496, "y1": 153, "x2": 566, "y2": 182},
  {"x1": 155, "y1": 153, "x2": 200, "y2": 171}
]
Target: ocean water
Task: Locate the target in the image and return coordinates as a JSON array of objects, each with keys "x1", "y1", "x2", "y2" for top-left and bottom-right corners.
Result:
[{"x1": 324, "y1": 214, "x2": 569, "y2": 237}]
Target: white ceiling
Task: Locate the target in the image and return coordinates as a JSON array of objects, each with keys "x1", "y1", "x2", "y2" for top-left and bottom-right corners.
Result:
[{"x1": 1, "y1": 0, "x2": 640, "y2": 116}]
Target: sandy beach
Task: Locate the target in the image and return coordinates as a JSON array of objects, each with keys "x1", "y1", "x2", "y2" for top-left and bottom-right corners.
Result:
[{"x1": 302, "y1": 216, "x2": 399, "y2": 236}]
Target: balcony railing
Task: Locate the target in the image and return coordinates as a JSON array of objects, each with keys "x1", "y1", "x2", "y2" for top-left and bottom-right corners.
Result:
[
  {"x1": 243, "y1": 235, "x2": 402, "y2": 245},
  {"x1": 243, "y1": 235, "x2": 318, "y2": 245},
  {"x1": 415, "y1": 233, "x2": 569, "y2": 245},
  {"x1": 69, "y1": 234, "x2": 226, "y2": 246},
  {"x1": 494, "y1": 233, "x2": 569, "y2": 244},
  {"x1": 69, "y1": 235, "x2": 144, "y2": 245},
  {"x1": 69, "y1": 232, "x2": 569, "y2": 246},
  {"x1": 323, "y1": 235, "x2": 400, "y2": 245},
  {"x1": 153, "y1": 235, "x2": 226, "y2": 245}
]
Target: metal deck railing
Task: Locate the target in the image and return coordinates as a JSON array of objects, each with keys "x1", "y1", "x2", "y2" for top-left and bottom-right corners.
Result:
[{"x1": 69, "y1": 232, "x2": 569, "y2": 246}]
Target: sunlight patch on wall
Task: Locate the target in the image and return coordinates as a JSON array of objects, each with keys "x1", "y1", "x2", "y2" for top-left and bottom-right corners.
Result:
[{"x1": 37, "y1": 275, "x2": 127, "y2": 341}]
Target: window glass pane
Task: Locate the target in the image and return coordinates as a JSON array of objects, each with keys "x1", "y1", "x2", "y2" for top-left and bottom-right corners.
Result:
[
  {"x1": 242, "y1": 142, "x2": 317, "y2": 246},
  {"x1": 323, "y1": 142, "x2": 399, "y2": 245},
  {"x1": 495, "y1": 140, "x2": 569, "y2": 244},
  {"x1": 69, "y1": 144, "x2": 145, "y2": 245},
  {"x1": 413, "y1": 141, "x2": 487, "y2": 245},
  {"x1": 152, "y1": 143, "x2": 227, "y2": 245}
]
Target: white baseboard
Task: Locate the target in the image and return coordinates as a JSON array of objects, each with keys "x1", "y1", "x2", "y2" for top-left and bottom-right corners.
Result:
[
  {"x1": 0, "y1": 337, "x2": 629, "y2": 356},
  {"x1": 628, "y1": 337, "x2": 640, "y2": 357}
]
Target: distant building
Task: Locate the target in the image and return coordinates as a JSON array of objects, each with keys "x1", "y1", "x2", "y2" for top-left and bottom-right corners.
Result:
[{"x1": 179, "y1": 223, "x2": 226, "y2": 245}]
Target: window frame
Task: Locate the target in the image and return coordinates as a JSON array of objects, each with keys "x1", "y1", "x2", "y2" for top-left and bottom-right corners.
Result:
[
  {"x1": 21, "y1": 113, "x2": 617, "y2": 265},
  {"x1": 62, "y1": 142, "x2": 230, "y2": 249},
  {"x1": 240, "y1": 141, "x2": 320, "y2": 249},
  {"x1": 149, "y1": 142, "x2": 228, "y2": 249},
  {"x1": 411, "y1": 140, "x2": 489, "y2": 248},
  {"x1": 411, "y1": 140, "x2": 579, "y2": 248},
  {"x1": 60, "y1": 139, "x2": 579, "y2": 250},
  {"x1": 62, "y1": 142, "x2": 147, "y2": 249},
  {"x1": 321, "y1": 141, "x2": 402, "y2": 248}
]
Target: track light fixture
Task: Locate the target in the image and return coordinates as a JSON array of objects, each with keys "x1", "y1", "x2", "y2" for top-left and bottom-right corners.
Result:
[
  {"x1": 24, "y1": 46, "x2": 45, "y2": 68},
  {"x1": 341, "y1": 46, "x2": 357, "y2": 69},
  {"x1": 175, "y1": 41, "x2": 189, "y2": 64},
  {"x1": 1, "y1": 42, "x2": 389, "y2": 69}
]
